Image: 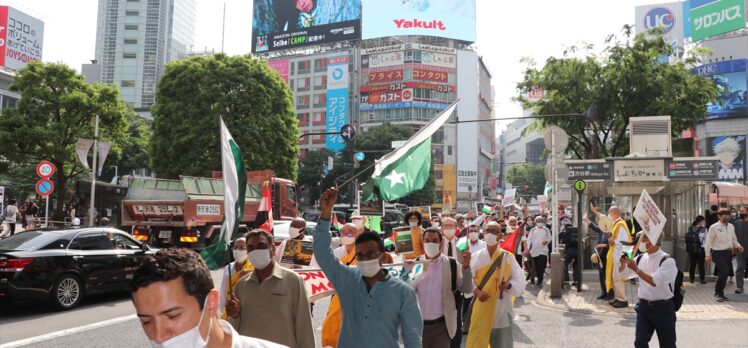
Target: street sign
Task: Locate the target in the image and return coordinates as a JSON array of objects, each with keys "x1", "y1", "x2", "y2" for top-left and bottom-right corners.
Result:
[
  {"x1": 36, "y1": 161, "x2": 55, "y2": 179},
  {"x1": 355, "y1": 152, "x2": 365, "y2": 161},
  {"x1": 340, "y1": 124, "x2": 356, "y2": 142},
  {"x1": 543, "y1": 126, "x2": 569, "y2": 152},
  {"x1": 567, "y1": 161, "x2": 613, "y2": 181},
  {"x1": 35, "y1": 179, "x2": 54, "y2": 197},
  {"x1": 574, "y1": 180, "x2": 586, "y2": 192},
  {"x1": 665, "y1": 159, "x2": 719, "y2": 181}
]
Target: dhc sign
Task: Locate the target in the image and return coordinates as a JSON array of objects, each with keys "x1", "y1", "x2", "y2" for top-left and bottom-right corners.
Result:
[{"x1": 643, "y1": 7, "x2": 675, "y2": 34}]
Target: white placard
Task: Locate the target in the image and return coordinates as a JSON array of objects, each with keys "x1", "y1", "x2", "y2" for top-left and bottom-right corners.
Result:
[
  {"x1": 633, "y1": 189, "x2": 667, "y2": 243},
  {"x1": 502, "y1": 188, "x2": 517, "y2": 207}
]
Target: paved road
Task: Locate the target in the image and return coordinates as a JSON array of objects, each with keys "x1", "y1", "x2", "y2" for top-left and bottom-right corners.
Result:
[{"x1": 2, "y1": 273, "x2": 747, "y2": 347}]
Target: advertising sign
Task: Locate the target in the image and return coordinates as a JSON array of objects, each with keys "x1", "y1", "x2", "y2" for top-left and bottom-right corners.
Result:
[
  {"x1": 325, "y1": 56, "x2": 349, "y2": 152},
  {"x1": 613, "y1": 159, "x2": 666, "y2": 182},
  {"x1": 360, "y1": 89, "x2": 413, "y2": 104},
  {"x1": 692, "y1": 59, "x2": 747, "y2": 120},
  {"x1": 367, "y1": 51, "x2": 404, "y2": 68},
  {"x1": 665, "y1": 158, "x2": 720, "y2": 180},
  {"x1": 362, "y1": 0, "x2": 476, "y2": 42},
  {"x1": 359, "y1": 101, "x2": 449, "y2": 111},
  {"x1": 633, "y1": 189, "x2": 667, "y2": 243},
  {"x1": 413, "y1": 68, "x2": 449, "y2": 83},
  {"x1": 267, "y1": 59, "x2": 290, "y2": 84},
  {"x1": 635, "y1": 2, "x2": 684, "y2": 62},
  {"x1": 420, "y1": 51, "x2": 456, "y2": 68},
  {"x1": 0, "y1": 6, "x2": 44, "y2": 70},
  {"x1": 457, "y1": 169, "x2": 478, "y2": 193},
  {"x1": 707, "y1": 135, "x2": 746, "y2": 181},
  {"x1": 368, "y1": 69, "x2": 404, "y2": 83},
  {"x1": 360, "y1": 82, "x2": 455, "y2": 93},
  {"x1": 251, "y1": 0, "x2": 361, "y2": 53},
  {"x1": 690, "y1": 0, "x2": 746, "y2": 41}
]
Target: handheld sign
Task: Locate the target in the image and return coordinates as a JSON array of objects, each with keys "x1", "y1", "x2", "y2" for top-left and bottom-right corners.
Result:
[{"x1": 633, "y1": 189, "x2": 667, "y2": 243}]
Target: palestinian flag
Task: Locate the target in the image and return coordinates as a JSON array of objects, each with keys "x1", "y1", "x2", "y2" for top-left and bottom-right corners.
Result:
[
  {"x1": 332, "y1": 214, "x2": 343, "y2": 230},
  {"x1": 200, "y1": 118, "x2": 247, "y2": 270},
  {"x1": 480, "y1": 205, "x2": 493, "y2": 214},
  {"x1": 500, "y1": 222, "x2": 526, "y2": 253},
  {"x1": 363, "y1": 101, "x2": 459, "y2": 202},
  {"x1": 456, "y1": 236, "x2": 469, "y2": 251},
  {"x1": 258, "y1": 185, "x2": 273, "y2": 233}
]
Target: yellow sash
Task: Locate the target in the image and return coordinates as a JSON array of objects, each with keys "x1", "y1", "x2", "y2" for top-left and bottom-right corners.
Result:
[
  {"x1": 221, "y1": 261, "x2": 254, "y2": 320},
  {"x1": 321, "y1": 248, "x2": 357, "y2": 347},
  {"x1": 466, "y1": 249, "x2": 512, "y2": 348},
  {"x1": 605, "y1": 219, "x2": 631, "y2": 291}
]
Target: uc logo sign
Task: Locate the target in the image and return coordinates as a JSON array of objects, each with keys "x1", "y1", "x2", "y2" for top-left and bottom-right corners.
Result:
[
  {"x1": 332, "y1": 68, "x2": 344, "y2": 80},
  {"x1": 644, "y1": 7, "x2": 675, "y2": 34}
]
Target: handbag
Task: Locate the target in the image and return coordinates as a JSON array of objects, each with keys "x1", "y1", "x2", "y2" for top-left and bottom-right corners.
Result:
[{"x1": 463, "y1": 251, "x2": 507, "y2": 330}]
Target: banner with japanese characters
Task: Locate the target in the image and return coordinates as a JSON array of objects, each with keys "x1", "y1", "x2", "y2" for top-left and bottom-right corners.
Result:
[
  {"x1": 325, "y1": 55, "x2": 349, "y2": 152},
  {"x1": 0, "y1": 6, "x2": 44, "y2": 70}
]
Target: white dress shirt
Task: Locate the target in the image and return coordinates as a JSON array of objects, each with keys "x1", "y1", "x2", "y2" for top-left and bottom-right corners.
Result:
[
  {"x1": 470, "y1": 248, "x2": 526, "y2": 328},
  {"x1": 442, "y1": 237, "x2": 460, "y2": 257},
  {"x1": 469, "y1": 240, "x2": 487, "y2": 254},
  {"x1": 620, "y1": 250, "x2": 678, "y2": 301},
  {"x1": 527, "y1": 227, "x2": 551, "y2": 257},
  {"x1": 705, "y1": 222, "x2": 740, "y2": 255},
  {"x1": 218, "y1": 319, "x2": 289, "y2": 348}
]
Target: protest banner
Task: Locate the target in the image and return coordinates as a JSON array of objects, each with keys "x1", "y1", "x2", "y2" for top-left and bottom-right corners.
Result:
[
  {"x1": 633, "y1": 189, "x2": 667, "y2": 243},
  {"x1": 503, "y1": 188, "x2": 517, "y2": 207},
  {"x1": 280, "y1": 239, "x2": 314, "y2": 266}
]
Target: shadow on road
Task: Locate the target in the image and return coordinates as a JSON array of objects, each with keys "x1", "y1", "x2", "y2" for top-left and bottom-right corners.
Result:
[
  {"x1": 562, "y1": 310, "x2": 604, "y2": 327},
  {"x1": 0, "y1": 291, "x2": 132, "y2": 323}
]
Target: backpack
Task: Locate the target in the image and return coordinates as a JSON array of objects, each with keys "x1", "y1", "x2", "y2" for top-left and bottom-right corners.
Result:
[
  {"x1": 636, "y1": 254, "x2": 684, "y2": 311},
  {"x1": 684, "y1": 226, "x2": 703, "y2": 254}
]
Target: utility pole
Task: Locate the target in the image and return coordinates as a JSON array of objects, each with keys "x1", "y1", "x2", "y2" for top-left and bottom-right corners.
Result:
[{"x1": 88, "y1": 115, "x2": 99, "y2": 227}]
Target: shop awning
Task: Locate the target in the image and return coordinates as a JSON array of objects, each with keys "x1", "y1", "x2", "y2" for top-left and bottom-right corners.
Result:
[{"x1": 712, "y1": 182, "x2": 748, "y2": 205}]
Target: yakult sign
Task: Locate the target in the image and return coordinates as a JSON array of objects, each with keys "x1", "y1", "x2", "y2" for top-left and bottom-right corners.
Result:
[
  {"x1": 0, "y1": 6, "x2": 44, "y2": 71},
  {"x1": 363, "y1": 0, "x2": 476, "y2": 42}
]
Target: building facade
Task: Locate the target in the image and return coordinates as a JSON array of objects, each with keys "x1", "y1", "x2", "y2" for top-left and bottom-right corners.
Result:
[
  {"x1": 0, "y1": 68, "x2": 20, "y2": 113},
  {"x1": 93, "y1": 0, "x2": 196, "y2": 116},
  {"x1": 497, "y1": 117, "x2": 544, "y2": 184},
  {"x1": 264, "y1": 36, "x2": 495, "y2": 211}
]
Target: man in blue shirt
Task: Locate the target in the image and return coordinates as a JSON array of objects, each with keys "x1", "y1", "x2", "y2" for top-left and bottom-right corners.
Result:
[{"x1": 313, "y1": 187, "x2": 423, "y2": 348}]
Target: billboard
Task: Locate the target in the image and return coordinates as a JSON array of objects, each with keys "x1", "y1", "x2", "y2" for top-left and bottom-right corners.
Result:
[
  {"x1": 360, "y1": 81, "x2": 455, "y2": 93},
  {"x1": 267, "y1": 59, "x2": 289, "y2": 84},
  {"x1": 689, "y1": 0, "x2": 746, "y2": 41},
  {"x1": 693, "y1": 59, "x2": 747, "y2": 120},
  {"x1": 367, "y1": 69, "x2": 403, "y2": 83},
  {"x1": 251, "y1": 0, "x2": 361, "y2": 53},
  {"x1": 361, "y1": 89, "x2": 413, "y2": 104},
  {"x1": 456, "y1": 50, "x2": 478, "y2": 194},
  {"x1": 359, "y1": 101, "x2": 448, "y2": 111},
  {"x1": 0, "y1": 6, "x2": 44, "y2": 70},
  {"x1": 365, "y1": 51, "x2": 404, "y2": 68},
  {"x1": 707, "y1": 135, "x2": 746, "y2": 182},
  {"x1": 634, "y1": 2, "x2": 684, "y2": 62},
  {"x1": 362, "y1": 0, "x2": 476, "y2": 42},
  {"x1": 325, "y1": 55, "x2": 349, "y2": 152}
]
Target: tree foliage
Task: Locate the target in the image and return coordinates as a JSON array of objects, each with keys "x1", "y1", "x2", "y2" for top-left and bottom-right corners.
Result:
[
  {"x1": 0, "y1": 62, "x2": 129, "y2": 219},
  {"x1": 515, "y1": 27, "x2": 718, "y2": 159},
  {"x1": 297, "y1": 148, "x2": 335, "y2": 208},
  {"x1": 100, "y1": 114, "x2": 153, "y2": 181},
  {"x1": 505, "y1": 164, "x2": 545, "y2": 198},
  {"x1": 150, "y1": 53, "x2": 299, "y2": 180}
]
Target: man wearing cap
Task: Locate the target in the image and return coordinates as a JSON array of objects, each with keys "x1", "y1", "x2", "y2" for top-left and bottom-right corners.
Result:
[
  {"x1": 619, "y1": 231, "x2": 678, "y2": 348},
  {"x1": 584, "y1": 211, "x2": 613, "y2": 300}
]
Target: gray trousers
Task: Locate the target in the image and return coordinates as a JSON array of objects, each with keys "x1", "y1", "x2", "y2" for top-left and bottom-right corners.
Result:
[
  {"x1": 423, "y1": 320, "x2": 451, "y2": 348},
  {"x1": 489, "y1": 315, "x2": 514, "y2": 348},
  {"x1": 737, "y1": 253, "x2": 746, "y2": 290}
]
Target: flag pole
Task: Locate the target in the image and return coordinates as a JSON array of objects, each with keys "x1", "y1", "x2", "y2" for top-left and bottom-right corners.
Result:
[{"x1": 338, "y1": 161, "x2": 376, "y2": 189}]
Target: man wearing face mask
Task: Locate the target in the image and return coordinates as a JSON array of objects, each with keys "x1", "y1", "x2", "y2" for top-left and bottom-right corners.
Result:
[
  {"x1": 130, "y1": 248, "x2": 286, "y2": 348},
  {"x1": 461, "y1": 223, "x2": 486, "y2": 334},
  {"x1": 524, "y1": 216, "x2": 551, "y2": 288},
  {"x1": 400, "y1": 227, "x2": 473, "y2": 348},
  {"x1": 618, "y1": 231, "x2": 678, "y2": 348},
  {"x1": 404, "y1": 211, "x2": 425, "y2": 259},
  {"x1": 322, "y1": 222, "x2": 394, "y2": 347},
  {"x1": 438, "y1": 217, "x2": 468, "y2": 347},
  {"x1": 219, "y1": 238, "x2": 254, "y2": 319},
  {"x1": 313, "y1": 187, "x2": 422, "y2": 348},
  {"x1": 705, "y1": 208, "x2": 745, "y2": 302},
  {"x1": 225, "y1": 230, "x2": 315, "y2": 347},
  {"x1": 466, "y1": 221, "x2": 526, "y2": 347},
  {"x1": 273, "y1": 218, "x2": 310, "y2": 265}
]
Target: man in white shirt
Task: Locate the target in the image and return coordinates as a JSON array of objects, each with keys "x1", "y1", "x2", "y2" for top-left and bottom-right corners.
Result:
[
  {"x1": 705, "y1": 208, "x2": 745, "y2": 302},
  {"x1": 619, "y1": 232, "x2": 678, "y2": 348},
  {"x1": 131, "y1": 248, "x2": 287, "y2": 348},
  {"x1": 524, "y1": 216, "x2": 551, "y2": 288}
]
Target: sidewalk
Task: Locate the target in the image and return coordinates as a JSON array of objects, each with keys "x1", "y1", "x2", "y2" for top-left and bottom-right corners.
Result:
[{"x1": 535, "y1": 276, "x2": 748, "y2": 320}]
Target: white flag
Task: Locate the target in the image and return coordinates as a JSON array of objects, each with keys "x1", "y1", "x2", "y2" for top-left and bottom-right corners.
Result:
[{"x1": 75, "y1": 139, "x2": 94, "y2": 169}]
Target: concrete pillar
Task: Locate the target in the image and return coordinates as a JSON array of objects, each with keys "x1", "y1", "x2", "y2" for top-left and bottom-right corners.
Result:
[{"x1": 550, "y1": 252, "x2": 564, "y2": 298}]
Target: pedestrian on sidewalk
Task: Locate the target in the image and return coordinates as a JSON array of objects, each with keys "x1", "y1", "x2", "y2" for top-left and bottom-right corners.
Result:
[
  {"x1": 734, "y1": 206, "x2": 748, "y2": 294},
  {"x1": 525, "y1": 216, "x2": 551, "y2": 288},
  {"x1": 685, "y1": 215, "x2": 707, "y2": 284},
  {"x1": 607, "y1": 206, "x2": 632, "y2": 308},
  {"x1": 2, "y1": 199, "x2": 19, "y2": 236},
  {"x1": 584, "y1": 212, "x2": 613, "y2": 300},
  {"x1": 705, "y1": 208, "x2": 744, "y2": 302},
  {"x1": 619, "y1": 231, "x2": 678, "y2": 348}
]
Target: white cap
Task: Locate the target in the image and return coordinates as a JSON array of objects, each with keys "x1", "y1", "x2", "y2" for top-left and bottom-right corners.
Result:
[{"x1": 72, "y1": 218, "x2": 80, "y2": 226}]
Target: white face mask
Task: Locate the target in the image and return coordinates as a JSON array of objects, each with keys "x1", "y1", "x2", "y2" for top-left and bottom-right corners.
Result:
[
  {"x1": 232, "y1": 250, "x2": 247, "y2": 264},
  {"x1": 638, "y1": 241, "x2": 652, "y2": 253},
  {"x1": 484, "y1": 233, "x2": 498, "y2": 246},
  {"x1": 432, "y1": 222, "x2": 441, "y2": 228},
  {"x1": 424, "y1": 242, "x2": 441, "y2": 258},
  {"x1": 353, "y1": 219, "x2": 364, "y2": 228},
  {"x1": 341, "y1": 236, "x2": 356, "y2": 245},
  {"x1": 248, "y1": 249, "x2": 271, "y2": 269},
  {"x1": 469, "y1": 232, "x2": 480, "y2": 242},
  {"x1": 357, "y1": 258, "x2": 382, "y2": 277},
  {"x1": 289, "y1": 227, "x2": 302, "y2": 239},
  {"x1": 443, "y1": 228, "x2": 456, "y2": 239},
  {"x1": 149, "y1": 298, "x2": 210, "y2": 348},
  {"x1": 408, "y1": 221, "x2": 418, "y2": 228}
]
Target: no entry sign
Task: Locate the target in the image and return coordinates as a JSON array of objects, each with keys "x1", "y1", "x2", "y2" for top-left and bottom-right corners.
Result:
[
  {"x1": 36, "y1": 179, "x2": 54, "y2": 197},
  {"x1": 36, "y1": 161, "x2": 55, "y2": 179}
]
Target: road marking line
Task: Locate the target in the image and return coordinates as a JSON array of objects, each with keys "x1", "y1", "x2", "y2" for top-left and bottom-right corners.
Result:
[{"x1": 0, "y1": 314, "x2": 137, "y2": 348}]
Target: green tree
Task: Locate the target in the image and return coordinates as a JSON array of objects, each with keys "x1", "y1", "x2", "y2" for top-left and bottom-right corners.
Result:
[
  {"x1": 505, "y1": 164, "x2": 545, "y2": 198},
  {"x1": 100, "y1": 114, "x2": 153, "y2": 181},
  {"x1": 515, "y1": 27, "x2": 718, "y2": 159},
  {"x1": 297, "y1": 149, "x2": 335, "y2": 208},
  {"x1": 0, "y1": 61, "x2": 129, "y2": 219},
  {"x1": 150, "y1": 54, "x2": 299, "y2": 180},
  {"x1": 327, "y1": 123, "x2": 436, "y2": 206}
]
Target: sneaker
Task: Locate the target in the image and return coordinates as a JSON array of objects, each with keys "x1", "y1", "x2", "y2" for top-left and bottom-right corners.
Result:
[
  {"x1": 736, "y1": 289, "x2": 743, "y2": 294},
  {"x1": 716, "y1": 295, "x2": 728, "y2": 302},
  {"x1": 611, "y1": 300, "x2": 629, "y2": 308},
  {"x1": 597, "y1": 294, "x2": 607, "y2": 300}
]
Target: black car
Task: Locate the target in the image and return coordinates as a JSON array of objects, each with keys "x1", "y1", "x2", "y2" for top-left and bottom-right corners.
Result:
[{"x1": 0, "y1": 228, "x2": 155, "y2": 310}]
